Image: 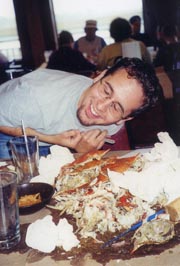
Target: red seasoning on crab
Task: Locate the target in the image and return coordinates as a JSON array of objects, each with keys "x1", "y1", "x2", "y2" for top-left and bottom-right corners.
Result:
[
  {"x1": 52, "y1": 150, "x2": 155, "y2": 240},
  {"x1": 55, "y1": 149, "x2": 142, "y2": 195}
]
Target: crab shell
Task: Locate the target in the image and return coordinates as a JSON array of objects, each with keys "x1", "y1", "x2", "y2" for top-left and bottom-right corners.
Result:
[
  {"x1": 131, "y1": 219, "x2": 175, "y2": 253},
  {"x1": 55, "y1": 149, "x2": 140, "y2": 195}
]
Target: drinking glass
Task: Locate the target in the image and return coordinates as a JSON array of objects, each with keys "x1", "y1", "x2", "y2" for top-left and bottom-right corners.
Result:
[
  {"x1": 0, "y1": 171, "x2": 21, "y2": 249},
  {"x1": 9, "y1": 136, "x2": 39, "y2": 184}
]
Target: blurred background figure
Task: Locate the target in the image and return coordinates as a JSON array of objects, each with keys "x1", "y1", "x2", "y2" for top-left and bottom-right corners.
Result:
[
  {"x1": 153, "y1": 24, "x2": 180, "y2": 72},
  {"x1": 154, "y1": 24, "x2": 166, "y2": 50},
  {"x1": 74, "y1": 20, "x2": 106, "y2": 64},
  {"x1": 47, "y1": 30, "x2": 96, "y2": 76},
  {"x1": 0, "y1": 51, "x2": 8, "y2": 65},
  {"x1": 0, "y1": 51, "x2": 9, "y2": 85},
  {"x1": 129, "y1": 15, "x2": 152, "y2": 47},
  {"x1": 97, "y1": 17, "x2": 151, "y2": 70}
]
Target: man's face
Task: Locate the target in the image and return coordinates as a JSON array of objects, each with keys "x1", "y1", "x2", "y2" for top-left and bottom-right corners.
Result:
[
  {"x1": 132, "y1": 21, "x2": 141, "y2": 34},
  {"x1": 77, "y1": 69, "x2": 145, "y2": 126},
  {"x1": 85, "y1": 28, "x2": 96, "y2": 41}
]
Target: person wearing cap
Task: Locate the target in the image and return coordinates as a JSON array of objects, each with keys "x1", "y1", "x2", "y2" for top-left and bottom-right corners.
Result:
[{"x1": 74, "y1": 20, "x2": 106, "y2": 64}]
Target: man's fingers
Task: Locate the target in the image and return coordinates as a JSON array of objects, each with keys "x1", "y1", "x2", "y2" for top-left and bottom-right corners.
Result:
[
  {"x1": 66, "y1": 129, "x2": 81, "y2": 137},
  {"x1": 81, "y1": 129, "x2": 108, "y2": 141}
]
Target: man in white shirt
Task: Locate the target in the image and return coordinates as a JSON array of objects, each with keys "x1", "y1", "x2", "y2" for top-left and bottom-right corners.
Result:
[{"x1": 0, "y1": 57, "x2": 161, "y2": 158}]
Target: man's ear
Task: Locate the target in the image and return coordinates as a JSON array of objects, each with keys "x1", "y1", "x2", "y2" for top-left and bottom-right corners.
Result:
[
  {"x1": 116, "y1": 117, "x2": 133, "y2": 125},
  {"x1": 93, "y1": 70, "x2": 107, "y2": 83}
]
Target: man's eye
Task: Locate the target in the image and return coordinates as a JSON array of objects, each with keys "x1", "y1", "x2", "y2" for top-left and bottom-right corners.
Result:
[
  {"x1": 113, "y1": 102, "x2": 121, "y2": 113},
  {"x1": 104, "y1": 86, "x2": 111, "y2": 96}
]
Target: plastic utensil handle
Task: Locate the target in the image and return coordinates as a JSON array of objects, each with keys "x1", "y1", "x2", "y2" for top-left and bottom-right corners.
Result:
[{"x1": 101, "y1": 209, "x2": 165, "y2": 248}]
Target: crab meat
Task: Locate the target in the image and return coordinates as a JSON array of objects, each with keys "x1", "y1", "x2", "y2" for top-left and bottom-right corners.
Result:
[
  {"x1": 131, "y1": 219, "x2": 175, "y2": 253},
  {"x1": 55, "y1": 150, "x2": 142, "y2": 195},
  {"x1": 51, "y1": 181, "x2": 154, "y2": 239}
]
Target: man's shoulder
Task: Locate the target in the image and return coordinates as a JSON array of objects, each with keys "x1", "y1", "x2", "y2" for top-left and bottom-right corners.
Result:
[
  {"x1": 24, "y1": 68, "x2": 74, "y2": 79},
  {"x1": 101, "y1": 42, "x2": 118, "y2": 51},
  {"x1": 96, "y1": 35, "x2": 105, "y2": 40},
  {"x1": 76, "y1": 36, "x2": 86, "y2": 42}
]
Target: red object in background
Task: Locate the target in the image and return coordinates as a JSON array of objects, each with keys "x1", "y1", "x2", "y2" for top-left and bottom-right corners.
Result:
[{"x1": 102, "y1": 124, "x2": 130, "y2": 151}]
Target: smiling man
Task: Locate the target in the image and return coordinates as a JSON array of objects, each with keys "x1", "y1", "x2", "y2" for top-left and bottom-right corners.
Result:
[
  {"x1": 0, "y1": 58, "x2": 161, "y2": 158},
  {"x1": 77, "y1": 68, "x2": 145, "y2": 126}
]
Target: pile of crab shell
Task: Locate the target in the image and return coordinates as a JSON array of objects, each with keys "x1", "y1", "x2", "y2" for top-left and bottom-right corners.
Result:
[{"x1": 51, "y1": 149, "x2": 175, "y2": 253}]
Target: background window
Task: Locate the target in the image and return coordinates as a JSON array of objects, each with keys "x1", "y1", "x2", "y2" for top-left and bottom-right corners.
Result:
[
  {"x1": 0, "y1": 0, "x2": 21, "y2": 61},
  {"x1": 53, "y1": 0, "x2": 143, "y2": 44}
]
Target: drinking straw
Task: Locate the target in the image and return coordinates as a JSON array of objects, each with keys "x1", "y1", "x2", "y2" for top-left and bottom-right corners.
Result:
[
  {"x1": 21, "y1": 120, "x2": 33, "y2": 177},
  {"x1": 0, "y1": 179, "x2": 7, "y2": 235}
]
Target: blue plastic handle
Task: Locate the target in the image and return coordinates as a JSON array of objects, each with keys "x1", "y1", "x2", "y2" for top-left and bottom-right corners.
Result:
[{"x1": 101, "y1": 209, "x2": 165, "y2": 248}]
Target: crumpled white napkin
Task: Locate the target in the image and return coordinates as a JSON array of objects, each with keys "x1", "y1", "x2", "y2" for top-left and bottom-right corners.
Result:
[
  {"x1": 0, "y1": 162, "x2": 7, "y2": 167},
  {"x1": 31, "y1": 145, "x2": 75, "y2": 185},
  {"x1": 108, "y1": 132, "x2": 180, "y2": 203},
  {"x1": 25, "y1": 215, "x2": 80, "y2": 253},
  {"x1": 25, "y1": 215, "x2": 58, "y2": 253},
  {"x1": 143, "y1": 131, "x2": 179, "y2": 162},
  {"x1": 56, "y1": 218, "x2": 80, "y2": 251}
]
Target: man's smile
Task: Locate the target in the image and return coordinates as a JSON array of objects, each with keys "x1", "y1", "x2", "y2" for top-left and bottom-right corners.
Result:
[{"x1": 86, "y1": 104, "x2": 101, "y2": 119}]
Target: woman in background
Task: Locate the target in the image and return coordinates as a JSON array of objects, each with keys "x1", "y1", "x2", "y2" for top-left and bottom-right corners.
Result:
[
  {"x1": 97, "y1": 17, "x2": 151, "y2": 70},
  {"x1": 47, "y1": 30, "x2": 96, "y2": 76}
]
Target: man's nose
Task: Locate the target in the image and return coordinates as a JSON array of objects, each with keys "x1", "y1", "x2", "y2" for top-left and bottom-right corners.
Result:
[{"x1": 97, "y1": 98, "x2": 111, "y2": 111}]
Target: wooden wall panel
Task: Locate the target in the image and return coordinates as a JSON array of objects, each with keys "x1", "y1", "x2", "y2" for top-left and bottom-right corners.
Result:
[{"x1": 13, "y1": 0, "x2": 57, "y2": 69}]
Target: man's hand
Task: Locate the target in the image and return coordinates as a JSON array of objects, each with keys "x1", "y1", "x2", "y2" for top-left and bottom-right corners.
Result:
[
  {"x1": 0, "y1": 126, "x2": 83, "y2": 149},
  {"x1": 74, "y1": 129, "x2": 108, "y2": 153},
  {"x1": 0, "y1": 126, "x2": 108, "y2": 153},
  {"x1": 27, "y1": 128, "x2": 82, "y2": 149},
  {"x1": 50, "y1": 130, "x2": 82, "y2": 148}
]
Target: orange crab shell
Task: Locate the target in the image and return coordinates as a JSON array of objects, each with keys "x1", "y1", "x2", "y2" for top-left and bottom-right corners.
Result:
[
  {"x1": 67, "y1": 149, "x2": 110, "y2": 168},
  {"x1": 55, "y1": 150, "x2": 140, "y2": 196},
  {"x1": 104, "y1": 154, "x2": 140, "y2": 173}
]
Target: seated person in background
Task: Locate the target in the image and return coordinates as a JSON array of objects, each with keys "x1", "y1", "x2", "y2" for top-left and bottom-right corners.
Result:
[
  {"x1": 0, "y1": 51, "x2": 8, "y2": 65},
  {"x1": 74, "y1": 20, "x2": 106, "y2": 64},
  {"x1": 0, "y1": 57, "x2": 161, "y2": 158},
  {"x1": 129, "y1": 15, "x2": 152, "y2": 47},
  {"x1": 154, "y1": 24, "x2": 167, "y2": 51},
  {"x1": 97, "y1": 17, "x2": 151, "y2": 70},
  {"x1": 47, "y1": 30, "x2": 96, "y2": 76},
  {"x1": 0, "y1": 51, "x2": 9, "y2": 85},
  {"x1": 153, "y1": 24, "x2": 180, "y2": 72}
]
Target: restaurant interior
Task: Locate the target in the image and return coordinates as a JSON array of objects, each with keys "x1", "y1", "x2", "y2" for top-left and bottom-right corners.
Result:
[
  {"x1": 1, "y1": 2, "x2": 180, "y2": 265},
  {"x1": 0, "y1": 0, "x2": 180, "y2": 150}
]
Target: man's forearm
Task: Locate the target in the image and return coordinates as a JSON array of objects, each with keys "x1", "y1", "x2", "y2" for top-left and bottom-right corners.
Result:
[
  {"x1": 0, "y1": 126, "x2": 23, "y2": 136},
  {"x1": 0, "y1": 126, "x2": 82, "y2": 149},
  {"x1": 26, "y1": 127, "x2": 56, "y2": 144},
  {"x1": 0, "y1": 126, "x2": 51, "y2": 143},
  {"x1": 0, "y1": 126, "x2": 68, "y2": 145}
]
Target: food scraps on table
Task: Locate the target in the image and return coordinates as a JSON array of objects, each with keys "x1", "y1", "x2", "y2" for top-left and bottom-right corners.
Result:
[
  {"x1": 19, "y1": 193, "x2": 42, "y2": 207},
  {"x1": 25, "y1": 132, "x2": 180, "y2": 257}
]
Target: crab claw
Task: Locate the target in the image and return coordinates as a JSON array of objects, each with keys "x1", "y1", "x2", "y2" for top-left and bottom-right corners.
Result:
[
  {"x1": 105, "y1": 155, "x2": 141, "y2": 173},
  {"x1": 68, "y1": 149, "x2": 110, "y2": 167}
]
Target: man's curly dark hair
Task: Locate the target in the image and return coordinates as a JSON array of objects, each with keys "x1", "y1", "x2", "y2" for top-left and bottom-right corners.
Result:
[{"x1": 104, "y1": 57, "x2": 162, "y2": 117}]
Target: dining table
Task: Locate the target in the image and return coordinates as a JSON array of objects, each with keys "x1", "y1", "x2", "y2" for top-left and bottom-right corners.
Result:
[{"x1": 0, "y1": 149, "x2": 180, "y2": 266}]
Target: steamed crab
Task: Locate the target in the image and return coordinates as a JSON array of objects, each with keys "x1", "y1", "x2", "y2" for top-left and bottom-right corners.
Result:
[
  {"x1": 52, "y1": 180, "x2": 154, "y2": 239},
  {"x1": 51, "y1": 149, "x2": 152, "y2": 239},
  {"x1": 49, "y1": 149, "x2": 176, "y2": 250},
  {"x1": 132, "y1": 219, "x2": 175, "y2": 253},
  {"x1": 55, "y1": 149, "x2": 143, "y2": 195}
]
